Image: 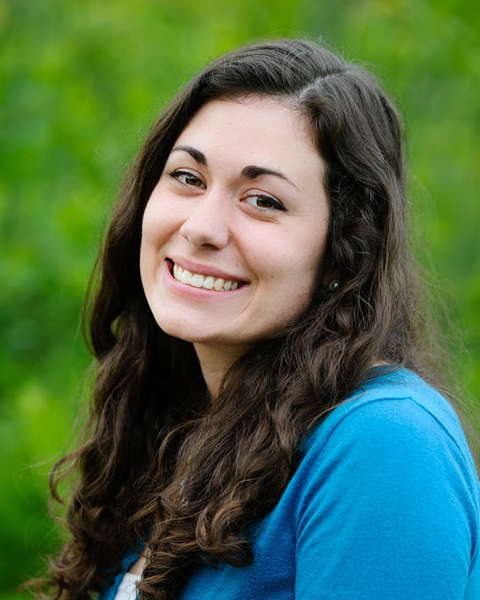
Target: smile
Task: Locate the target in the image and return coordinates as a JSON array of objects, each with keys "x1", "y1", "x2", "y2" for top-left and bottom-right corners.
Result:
[
  {"x1": 173, "y1": 263, "x2": 240, "y2": 291},
  {"x1": 165, "y1": 258, "x2": 249, "y2": 293}
]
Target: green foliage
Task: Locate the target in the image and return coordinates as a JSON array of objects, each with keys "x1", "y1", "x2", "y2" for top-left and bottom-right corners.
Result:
[{"x1": 1, "y1": 0, "x2": 478, "y2": 594}]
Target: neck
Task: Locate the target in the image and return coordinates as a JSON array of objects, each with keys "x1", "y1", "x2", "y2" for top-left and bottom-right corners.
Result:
[{"x1": 193, "y1": 342, "x2": 251, "y2": 401}]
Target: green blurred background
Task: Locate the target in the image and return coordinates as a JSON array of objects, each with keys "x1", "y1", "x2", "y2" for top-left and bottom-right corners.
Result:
[{"x1": 1, "y1": 0, "x2": 479, "y2": 597}]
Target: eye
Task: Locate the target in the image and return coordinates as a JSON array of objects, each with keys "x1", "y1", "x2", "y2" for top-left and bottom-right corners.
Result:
[
  {"x1": 244, "y1": 193, "x2": 287, "y2": 212},
  {"x1": 167, "y1": 169, "x2": 206, "y2": 188}
]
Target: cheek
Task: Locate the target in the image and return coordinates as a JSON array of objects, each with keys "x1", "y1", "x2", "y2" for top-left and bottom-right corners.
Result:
[
  {"x1": 251, "y1": 253, "x2": 317, "y2": 325},
  {"x1": 268, "y1": 240, "x2": 326, "y2": 312},
  {"x1": 139, "y1": 205, "x2": 157, "y2": 275},
  {"x1": 142, "y1": 199, "x2": 165, "y2": 243},
  {"x1": 141, "y1": 197, "x2": 182, "y2": 252},
  {"x1": 139, "y1": 200, "x2": 174, "y2": 286},
  {"x1": 265, "y1": 240, "x2": 324, "y2": 291}
]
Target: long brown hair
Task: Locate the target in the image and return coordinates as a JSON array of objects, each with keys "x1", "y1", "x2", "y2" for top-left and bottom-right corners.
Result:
[{"x1": 33, "y1": 37, "x2": 477, "y2": 599}]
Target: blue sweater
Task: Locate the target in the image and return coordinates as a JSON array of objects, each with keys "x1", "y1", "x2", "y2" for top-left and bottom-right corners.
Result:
[{"x1": 99, "y1": 368, "x2": 480, "y2": 599}]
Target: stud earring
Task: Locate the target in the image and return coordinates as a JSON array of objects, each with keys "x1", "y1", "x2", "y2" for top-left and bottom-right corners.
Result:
[{"x1": 327, "y1": 279, "x2": 341, "y2": 291}]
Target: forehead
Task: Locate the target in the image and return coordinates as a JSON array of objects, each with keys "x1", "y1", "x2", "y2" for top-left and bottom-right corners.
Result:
[{"x1": 170, "y1": 96, "x2": 324, "y2": 184}]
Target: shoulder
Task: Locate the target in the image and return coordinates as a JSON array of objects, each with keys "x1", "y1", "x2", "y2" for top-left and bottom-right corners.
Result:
[
  {"x1": 300, "y1": 367, "x2": 475, "y2": 471},
  {"x1": 295, "y1": 367, "x2": 480, "y2": 563},
  {"x1": 292, "y1": 368, "x2": 480, "y2": 595}
]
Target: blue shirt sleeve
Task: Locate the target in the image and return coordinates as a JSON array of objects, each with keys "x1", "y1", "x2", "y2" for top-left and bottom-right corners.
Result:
[{"x1": 294, "y1": 397, "x2": 478, "y2": 599}]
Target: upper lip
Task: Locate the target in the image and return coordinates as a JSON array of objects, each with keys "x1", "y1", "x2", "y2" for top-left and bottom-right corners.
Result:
[{"x1": 167, "y1": 256, "x2": 249, "y2": 283}]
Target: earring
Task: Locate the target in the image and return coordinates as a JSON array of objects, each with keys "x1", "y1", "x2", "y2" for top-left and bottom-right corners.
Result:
[{"x1": 327, "y1": 279, "x2": 341, "y2": 291}]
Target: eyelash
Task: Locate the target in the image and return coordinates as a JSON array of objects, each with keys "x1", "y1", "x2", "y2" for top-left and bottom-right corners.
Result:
[{"x1": 166, "y1": 169, "x2": 287, "y2": 212}]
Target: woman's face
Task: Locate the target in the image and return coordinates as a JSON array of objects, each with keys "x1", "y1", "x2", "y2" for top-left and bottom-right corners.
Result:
[{"x1": 140, "y1": 96, "x2": 330, "y2": 350}]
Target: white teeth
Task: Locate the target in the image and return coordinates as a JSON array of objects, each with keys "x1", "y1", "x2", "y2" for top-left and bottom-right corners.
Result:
[
  {"x1": 203, "y1": 276, "x2": 214, "y2": 290},
  {"x1": 171, "y1": 262, "x2": 242, "y2": 292},
  {"x1": 180, "y1": 269, "x2": 192, "y2": 285},
  {"x1": 190, "y1": 274, "x2": 204, "y2": 288}
]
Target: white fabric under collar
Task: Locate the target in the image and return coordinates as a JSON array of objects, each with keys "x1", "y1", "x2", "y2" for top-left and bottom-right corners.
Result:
[{"x1": 113, "y1": 571, "x2": 141, "y2": 600}]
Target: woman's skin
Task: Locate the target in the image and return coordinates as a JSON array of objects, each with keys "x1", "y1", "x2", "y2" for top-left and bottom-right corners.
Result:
[
  {"x1": 130, "y1": 549, "x2": 150, "y2": 576},
  {"x1": 134, "y1": 95, "x2": 332, "y2": 576},
  {"x1": 140, "y1": 95, "x2": 330, "y2": 399}
]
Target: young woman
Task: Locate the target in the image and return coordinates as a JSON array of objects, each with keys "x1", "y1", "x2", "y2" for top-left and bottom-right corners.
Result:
[{"x1": 37, "y1": 38, "x2": 480, "y2": 599}]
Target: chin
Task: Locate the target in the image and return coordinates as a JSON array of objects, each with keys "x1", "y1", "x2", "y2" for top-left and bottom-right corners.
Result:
[{"x1": 155, "y1": 319, "x2": 226, "y2": 345}]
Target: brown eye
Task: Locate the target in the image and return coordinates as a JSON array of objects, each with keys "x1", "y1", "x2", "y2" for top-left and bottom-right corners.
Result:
[
  {"x1": 244, "y1": 193, "x2": 287, "y2": 212},
  {"x1": 257, "y1": 197, "x2": 275, "y2": 208},
  {"x1": 168, "y1": 170, "x2": 206, "y2": 188}
]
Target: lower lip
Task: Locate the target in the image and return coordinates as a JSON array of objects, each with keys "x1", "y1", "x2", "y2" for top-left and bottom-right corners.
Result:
[{"x1": 162, "y1": 259, "x2": 249, "y2": 301}]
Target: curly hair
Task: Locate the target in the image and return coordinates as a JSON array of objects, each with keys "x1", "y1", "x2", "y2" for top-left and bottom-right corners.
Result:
[{"x1": 31, "y1": 37, "x2": 477, "y2": 599}]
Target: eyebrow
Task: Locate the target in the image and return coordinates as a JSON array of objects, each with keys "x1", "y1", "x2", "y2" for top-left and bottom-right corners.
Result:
[{"x1": 170, "y1": 144, "x2": 299, "y2": 190}]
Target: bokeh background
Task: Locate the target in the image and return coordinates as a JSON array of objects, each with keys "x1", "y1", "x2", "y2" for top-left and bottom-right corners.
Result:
[{"x1": 1, "y1": 0, "x2": 479, "y2": 597}]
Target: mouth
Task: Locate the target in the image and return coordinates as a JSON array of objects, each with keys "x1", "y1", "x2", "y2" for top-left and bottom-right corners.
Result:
[{"x1": 166, "y1": 258, "x2": 249, "y2": 292}]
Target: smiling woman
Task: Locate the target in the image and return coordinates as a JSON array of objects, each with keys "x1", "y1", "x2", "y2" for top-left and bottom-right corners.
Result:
[
  {"x1": 139, "y1": 97, "x2": 330, "y2": 392},
  {"x1": 31, "y1": 38, "x2": 480, "y2": 600}
]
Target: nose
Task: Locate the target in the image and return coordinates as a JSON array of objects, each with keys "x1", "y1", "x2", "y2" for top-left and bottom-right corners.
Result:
[{"x1": 179, "y1": 192, "x2": 230, "y2": 250}]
